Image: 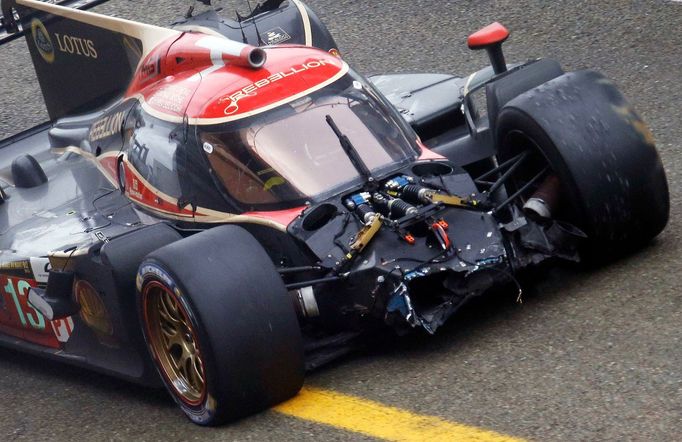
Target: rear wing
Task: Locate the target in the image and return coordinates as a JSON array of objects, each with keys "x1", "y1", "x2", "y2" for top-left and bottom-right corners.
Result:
[
  {"x1": 1, "y1": 0, "x2": 339, "y2": 122},
  {"x1": 1, "y1": 0, "x2": 110, "y2": 44},
  {"x1": 1, "y1": 0, "x2": 179, "y2": 120}
]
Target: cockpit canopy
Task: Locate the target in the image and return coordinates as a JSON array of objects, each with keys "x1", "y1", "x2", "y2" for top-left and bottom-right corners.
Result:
[{"x1": 125, "y1": 68, "x2": 418, "y2": 213}]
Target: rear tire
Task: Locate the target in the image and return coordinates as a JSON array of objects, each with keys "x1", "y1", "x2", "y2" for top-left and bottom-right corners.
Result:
[
  {"x1": 496, "y1": 70, "x2": 669, "y2": 258},
  {"x1": 137, "y1": 225, "x2": 303, "y2": 425}
]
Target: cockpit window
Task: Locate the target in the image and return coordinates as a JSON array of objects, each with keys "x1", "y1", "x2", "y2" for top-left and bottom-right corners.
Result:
[
  {"x1": 199, "y1": 72, "x2": 417, "y2": 207},
  {"x1": 125, "y1": 106, "x2": 234, "y2": 214},
  {"x1": 127, "y1": 114, "x2": 184, "y2": 199},
  {"x1": 201, "y1": 131, "x2": 283, "y2": 205}
]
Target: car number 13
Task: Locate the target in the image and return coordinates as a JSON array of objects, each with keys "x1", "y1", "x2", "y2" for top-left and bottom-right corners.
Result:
[{"x1": 3, "y1": 277, "x2": 45, "y2": 330}]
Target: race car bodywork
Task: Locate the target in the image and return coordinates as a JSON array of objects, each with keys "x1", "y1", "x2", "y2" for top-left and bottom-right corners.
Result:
[{"x1": 0, "y1": 0, "x2": 669, "y2": 425}]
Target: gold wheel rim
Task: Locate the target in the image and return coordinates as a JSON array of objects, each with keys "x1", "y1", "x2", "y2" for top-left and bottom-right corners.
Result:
[{"x1": 143, "y1": 281, "x2": 207, "y2": 406}]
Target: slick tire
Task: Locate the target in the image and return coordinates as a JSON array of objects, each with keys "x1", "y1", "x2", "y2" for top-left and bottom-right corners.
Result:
[
  {"x1": 496, "y1": 70, "x2": 669, "y2": 259},
  {"x1": 137, "y1": 225, "x2": 304, "y2": 425}
]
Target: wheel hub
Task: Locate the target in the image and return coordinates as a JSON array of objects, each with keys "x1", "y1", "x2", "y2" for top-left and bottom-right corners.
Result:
[{"x1": 143, "y1": 281, "x2": 207, "y2": 406}]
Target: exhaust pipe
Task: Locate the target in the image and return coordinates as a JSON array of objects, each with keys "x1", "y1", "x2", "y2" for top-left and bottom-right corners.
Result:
[{"x1": 195, "y1": 35, "x2": 267, "y2": 69}]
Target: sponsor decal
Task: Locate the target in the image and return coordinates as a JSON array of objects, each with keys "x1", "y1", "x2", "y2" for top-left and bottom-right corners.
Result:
[
  {"x1": 138, "y1": 264, "x2": 175, "y2": 290},
  {"x1": 219, "y1": 58, "x2": 333, "y2": 115},
  {"x1": 0, "y1": 260, "x2": 32, "y2": 275},
  {"x1": 128, "y1": 176, "x2": 143, "y2": 200},
  {"x1": 54, "y1": 33, "x2": 98, "y2": 59},
  {"x1": 30, "y1": 19, "x2": 55, "y2": 63},
  {"x1": 148, "y1": 84, "x2": 193, "y2": 114},
  {"x1": 51, "y1": 317, "x2": 75, "y2": 343},
  {"x1": 138, "y1": 55, "x2": 160, "y2": 81},
  {"x1": 261, "y1": 27, "x2": 291, "y2": 45},
  {"x1": 29, "y1": 258, "x2": 51, "y2": 284},
  {"x1": 75, "y1": 280, "x2": 113, "y2": 338},
  {"x1": 90, "y1": 110, "x2": 126, "y2": 142}
]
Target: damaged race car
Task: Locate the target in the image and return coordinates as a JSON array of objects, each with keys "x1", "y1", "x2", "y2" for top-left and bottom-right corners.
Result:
[{"x1": 0, "y1": 0, "x2": 669, "y2": 426}]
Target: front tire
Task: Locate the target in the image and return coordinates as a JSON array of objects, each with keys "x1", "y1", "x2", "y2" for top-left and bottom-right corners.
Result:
[
  {"x1": 496, "y1": 70, "x2": 669, "y2": 258},
  {"x1": 137, "y1": 225, "x2": 304, "y2": 425}
]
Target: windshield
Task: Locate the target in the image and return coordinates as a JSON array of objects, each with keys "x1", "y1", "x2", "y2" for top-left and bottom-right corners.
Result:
[{"x1": 198, "y1": 72, "x2": 417, "y2": 207}]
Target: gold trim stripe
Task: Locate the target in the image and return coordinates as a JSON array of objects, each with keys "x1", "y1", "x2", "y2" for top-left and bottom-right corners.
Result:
[
  {"x1": 291, "y1": 0, "x2": 313, "y2": 46},
  {"x1": 52, "y1": 146, "x2": 119, "y2": 187},
  {"x1": 53, "y1": 145, "x2": 290, "y2": 231}
]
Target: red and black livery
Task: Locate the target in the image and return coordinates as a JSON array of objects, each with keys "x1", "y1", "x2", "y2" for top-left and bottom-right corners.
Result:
[{"x1": 0, "y1": 0, "x2": 669, "y2": 425}]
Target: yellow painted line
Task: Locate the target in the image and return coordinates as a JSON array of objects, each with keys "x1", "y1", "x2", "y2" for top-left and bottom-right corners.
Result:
[{"x1": 274, "y1": 387, "x2": 525, "y2": 442}]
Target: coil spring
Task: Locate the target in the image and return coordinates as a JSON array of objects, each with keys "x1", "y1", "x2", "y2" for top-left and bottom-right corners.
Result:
[
  {"x1": 389, "y1": 198, "x2": 417, "y2": 217},
  {"x1": 401, "y1": 184, "x2": 423, "y2": 204},
  {"x1": 355, "y1": 204, "x2": 375, "y2": 223}
]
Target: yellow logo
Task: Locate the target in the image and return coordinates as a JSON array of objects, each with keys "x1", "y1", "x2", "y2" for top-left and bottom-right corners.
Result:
[{"x1": 30, "y1": 19, "x2": 55, "y2": 63}]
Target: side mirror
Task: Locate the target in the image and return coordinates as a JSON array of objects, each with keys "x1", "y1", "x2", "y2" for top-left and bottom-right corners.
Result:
[{"x1": 467, "y1": 22, "x2": 510, "y2": 75}]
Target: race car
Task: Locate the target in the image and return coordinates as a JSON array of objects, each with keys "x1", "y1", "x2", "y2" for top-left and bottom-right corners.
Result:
[{"x1": 0, "y1": 0, "x2": 669, "y2": 426}]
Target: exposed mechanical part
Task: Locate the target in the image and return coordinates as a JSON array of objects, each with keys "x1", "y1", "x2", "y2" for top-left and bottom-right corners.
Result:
[
  {"x1": 373, "y1": 193, "x2": 418, "y2": 218},
  {"x1": 384, "y1": 175, "x2": 413, "y2": 195},
  {"x1": 423, "y1": 190, "x2": 477, "y2": 208},
  {"x1": 350, "y1": 214, "x2": 383, "y2": 252},
  {"x1": 344, "y1": 192, "x2": 376, "y2": 224},
  {"x1": 430, "y1": 222, "x2": 451, "y2": 250},
  {"x1": 386, "y1": 175, "x2": 477, "y2": 208},
  {"x1": 332, "y1": 212, "x2": 383, "y2": 273},
  {"x1": 523, "y1": 174, "x2": 561, "y2": 219},
  {"x1": 291, "y1": 286, "x2": 320, "y2": 318}
]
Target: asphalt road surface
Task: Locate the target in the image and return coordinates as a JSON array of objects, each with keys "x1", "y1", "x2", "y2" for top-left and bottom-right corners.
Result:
[{"x1": 0, "y1": 1, "x2": 680, "y2": 441}]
